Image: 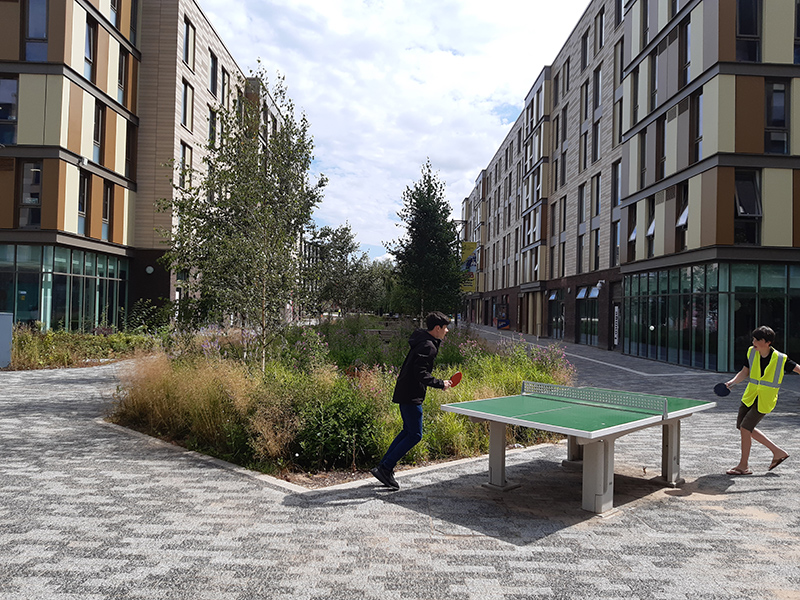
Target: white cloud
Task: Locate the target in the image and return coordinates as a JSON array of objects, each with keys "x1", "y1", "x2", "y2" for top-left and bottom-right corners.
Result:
[{"x1": 201, "y1": 0, "x2": 590, "y2": 254}]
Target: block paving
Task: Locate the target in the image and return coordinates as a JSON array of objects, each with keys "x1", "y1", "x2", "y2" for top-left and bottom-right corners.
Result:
[{"x1": 1, "y1": 327, "x2": 799, "y2": 599}]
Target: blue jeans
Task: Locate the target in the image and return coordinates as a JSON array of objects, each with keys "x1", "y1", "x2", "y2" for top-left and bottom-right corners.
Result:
[{"x1": 380, "y1": 403, "x2": 423, "y2": 471}]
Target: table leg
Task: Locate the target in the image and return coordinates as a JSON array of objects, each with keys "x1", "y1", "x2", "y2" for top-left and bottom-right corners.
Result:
[
  {"x1": 661, "y1": 421, "x2": 683, "y2": 487},
  {"x1": 582, "y1": 439, "x2": 615, "y2": 513},
  {"x1": 483, "y1": 421, "x2": 520, "y2": 491},
  {"x1": 567, "y1": 435, "x2": 583, "y2": 461}
]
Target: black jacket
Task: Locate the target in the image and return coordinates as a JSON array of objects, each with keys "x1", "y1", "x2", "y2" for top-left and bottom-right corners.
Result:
[{"x1": 392, "y1": 329, "x2": 445, "y2": 405}]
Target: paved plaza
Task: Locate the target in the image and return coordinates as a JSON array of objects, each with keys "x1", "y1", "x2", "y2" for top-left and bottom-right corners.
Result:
[{"x1": 1, "y1": 328, "x2": 800, "y2": 599}]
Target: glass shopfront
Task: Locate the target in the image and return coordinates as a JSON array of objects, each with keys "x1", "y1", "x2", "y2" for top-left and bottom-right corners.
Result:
[
  {"x1": 0, "y1": 244, "x2": 128, "y2": 331},
  {"x1": 623, "y1": 263, "x2": 800, "y2": 372}
]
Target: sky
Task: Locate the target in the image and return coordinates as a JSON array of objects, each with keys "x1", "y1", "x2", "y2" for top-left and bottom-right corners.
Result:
[{"x1": 200, "y1": 0, "x2": 592, "y2": 261}]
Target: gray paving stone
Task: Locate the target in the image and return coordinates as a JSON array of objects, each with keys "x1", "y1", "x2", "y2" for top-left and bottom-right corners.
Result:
[{"x1": 1, "y1": 338, "x2": 799, "y2": 599}]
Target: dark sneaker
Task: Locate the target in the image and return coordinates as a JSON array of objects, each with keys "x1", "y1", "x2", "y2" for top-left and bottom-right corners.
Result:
[{"x1": 370, "y1": 466, "x2": 400, "y2": 490}]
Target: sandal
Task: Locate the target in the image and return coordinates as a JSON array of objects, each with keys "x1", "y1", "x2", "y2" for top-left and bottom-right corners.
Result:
[
  {"x1": 726, "y1": 467, "x2": 753, "y2": 475},
  {"x1": 769, "y1": 455, "x2": 789, "y2": 471}
]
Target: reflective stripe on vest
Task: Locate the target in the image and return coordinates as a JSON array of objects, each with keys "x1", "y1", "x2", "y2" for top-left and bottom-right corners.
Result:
[{"x1": 742, "y1": 347, "x2": 786, "y2": 413}]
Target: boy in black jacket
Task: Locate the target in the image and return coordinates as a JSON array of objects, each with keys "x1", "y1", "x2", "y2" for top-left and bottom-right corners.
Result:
[{"x1": 371, "y1": 311, "x2": 452, "y2": 489}]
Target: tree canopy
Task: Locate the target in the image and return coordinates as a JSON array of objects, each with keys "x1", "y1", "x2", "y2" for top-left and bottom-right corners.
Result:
[
  {"x1": 387, "y1": 160, "x2": 463, "y2": 317},
  {"x1": 159, "y1": 67, "x2": 326, "y2": 362}
]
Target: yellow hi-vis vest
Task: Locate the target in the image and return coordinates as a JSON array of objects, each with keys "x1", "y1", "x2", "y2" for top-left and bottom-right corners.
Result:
[{"x1": 741, "y1": 346, "x2": 787, "y2": 414}]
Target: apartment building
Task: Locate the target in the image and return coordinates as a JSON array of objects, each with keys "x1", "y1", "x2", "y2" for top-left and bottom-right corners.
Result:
[
  {"x1": 462, "y1": 0, "x2": 800, "y2": 372},
  {"x1": 0, "y1": 0, "x2": 249, "y2": 331}
]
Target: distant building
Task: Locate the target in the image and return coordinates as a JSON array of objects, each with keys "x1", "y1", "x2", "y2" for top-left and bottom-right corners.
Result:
[
  {"x1": 0, "y1": 0, "x2": 252, "y2": 330},
  {"x1": 462, "y1": 0, "x2": 800, "y2": 371}
]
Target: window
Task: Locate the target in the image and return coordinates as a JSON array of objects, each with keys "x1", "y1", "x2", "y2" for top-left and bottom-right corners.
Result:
[
  {"x1": 734, "y1": 170, "x2": 761, "y2": 244},
  {"x1": 614, "y1": 40, "x2": 624, "y2": 88},
  {"x1": 182, "y1": 80, "x2": 194, "y2": 131},
  {"x1": 679, "y1": 20, "x2": 691, "y2": 88},
  {"x1": 25, "y1": 0, "x2": 48, "y2": 61},
  {"x1": 578, "y1": 184, "x2": 586, "y2": 224},
  {"x1": 561, "y1": 106, "x2": 568, "y2": 143},
  {"x1": 613, "y1": 100, "x2": 623, "y2": 146},
  {"x1": 183, "y1": 18, "x2": 196, "y2": 70},
  {"x1": 117, "y1": 50, "x2": 128, "y2": 105},
  {"x1": 560, "y1": 242, "x2": 566, "y2": 277},
  {"x1": 102, "y1": 182, "x2": 112, "y2": 241},
  {"x1": 795, "y1": 0, "x2": 800, "y2": 64},
  {"x1": 691, "y1": 91, "x2": 703, "y2": 163},
  {"x1": 581, "y1": 81, "x2": 589, "y2": 122},
  {"x1": 656, "y1": 116, "x2": 666, "y2": 180},
  {"x1": 19, "y1": 162, "x2": 42, "y2": 229},
  {"x1": 564, "y1": 58, "x2": 571, "y2": 92},
  {"x1": 646, "y1": 196, "x2": 656, "y2": 258},
  {"x1": 592, "y1": 121, "x2": 600, "y2": 162},
  {"x1": 632, "y1": 67, "x2": 640, "y2": 124},
  {"x1": 592, "y1": 229, "x2": 600, "y2": 271},
  {"x1": 0, "y1": 78, "x2": 19, "y2": 145},
  {"x1": 125, "y1": 122, "x2": 136, "y2": 179},
  {"x1": 179, "y1": 142, "x2": 192, "y2": 188},
  {"x1": 93, "y1": 101, "x2": 104, "y2": 164},
  {"x1": 612, "y1": 160, "x2": 622, "y2": 207},
  {"x1": 595, "y1": 8, "x2": 605, "y2": 54},
  {"x1": 765, "y1": 81, "x2": 789, "y2": 154},
  {"x1": 580, "y1": 132, "x2": 588, "y2": 171},
  {"x1": 650, "y1": 52, "x2": 658, "y2": 110},
  {"x1": 615, "y1": 0, "x2": 624, "y2": 27},
  {"x1": 553, "y1": 157, "x2": 559, "y2": 191},
  {"x1": 221, "y1": 68, "x2": 230, "y2": 109},
  {"x1": 593, "y1": 66, "x2": 602, "y2": 110},
  {"x1": 642, "y1": 0, "x2": 649, "y2": 46},
  {"x1": 560, "y1": 151, "x2": 567, "y2": 187},
  {"x1": 209, "y1": 51, "x2": 218, "y2": 96},
  {"x1": 130, "y1": 0, "x2": 138, "y2": 46},
  {"x1": 670, "y1": 0, "x2": 678, "y2": 18},
  {"x1": 78, "y1": 171, "x2": 89, "y2": 236},
  {"x1": 676, "y1": 182, "x2": 689, "y2": 251},
  {"x1": 577, "y1": 235, "x2": 585, "y2": 274},
  {"x1": 208, "y1": 107, "x2": 217, "y2": 147},
  {"x1": 553, "y1": 115, "x2": 560, "y2": 149},
  {"x1": 553, "y1": 73, "x2": 560, "y2": 107},
  {"x1": 591, "y1": 173, "x2": 602, "y2": 217},
  {"x1": 110, "y1": 0, "x2": 119, "y2": 27},
  {"x1": 628, "y1": 204, "x2": 637, "y2": 261},
  {"x1": 560, "y1": 197, "x2": 567, "y2": 233},
  {"x1": 581, "y1": 30, "x2": 589, "y2": 70},
  {"x1": 611, "y1": 221, "x2": 620, "y2": 266},
  {"x1": 736, "y1": 0, "x2": 761, "y2": 62},
  {"x1": 639, "y1": 131, "x2": 647, "y2": 189},
  {"x1": 84, "y1": 18, "x2": 97, "y2": 81}
]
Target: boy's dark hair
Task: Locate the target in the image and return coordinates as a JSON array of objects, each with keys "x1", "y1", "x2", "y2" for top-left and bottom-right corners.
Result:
[
  {"x1": 426, "y1": 311, "x2": 450, "y2": 330},
  {"x1": 752, "y1": 326, "x2": 776, "y2": 343}
]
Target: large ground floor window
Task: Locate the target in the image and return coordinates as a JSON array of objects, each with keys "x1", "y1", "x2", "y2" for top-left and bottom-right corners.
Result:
[
  {"x1": 623, "y1": 262, "x2": 800, "y2": 372},
  {"x1": 0, "y1": 244, "x2": 128, "y2": 331}
]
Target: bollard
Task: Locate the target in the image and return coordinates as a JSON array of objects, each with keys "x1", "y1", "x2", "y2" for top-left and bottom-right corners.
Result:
[{"x1": 0, "y1": 312, "x2": 11, "y2": 368}]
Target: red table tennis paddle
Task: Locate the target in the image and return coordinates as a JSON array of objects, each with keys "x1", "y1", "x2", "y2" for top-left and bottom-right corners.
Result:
[{"x1": 450, "y1": 371, "x2": 462, "y2": 388}]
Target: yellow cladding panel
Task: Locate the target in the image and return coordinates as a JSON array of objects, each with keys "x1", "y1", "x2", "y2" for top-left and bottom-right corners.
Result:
[
  {"x1": 45, "y1": 75, "x2": 67, "y2": 146},
  {"x1": 687, "y1": 174, "x2": 702, "y2": 250},
  {"x1": 17, "y1": 75, "x2": 47, "y2": 145},
  {"x1": 628, "y1": 135, "x2": 639, "y2": 195},
  {"x1": 630, "y1": 1, "x2": 641, "y2": 58},
  {"x1": 126, "y1": 188, "x2": 136, "y2": 247},
  {"x1": 666, "y1": 112, "x2": 677, "y2": 177},
  {"x1": 703, "y1": 75, "x2": 736, "y2": 156},
  {"x1": 107, "y1": 40, "x2": 120, "y2": 101},
  {"x1": 763, "y1": 0, "x2": 794, "y2": 64},
  {"x1": 115, "y1": 114, "x2": 126, "y2": 175},
  {"x1": 690, "y1": 4, "x2": 703, "y2": 80},
  {"x1": 81, "y1": 91, "x2": 94, "y2": 159},
  {"x1": 635, "y1": 198, "x2": 647, "y2": 259},
  {"x1": 71, "y1": 4, "x2": 86, "y2": 73},
  {"x1": 63, "y1": 163, "x2": 79, "y2": 234},
  {"x1": 762, "y1": 168, "x2": 794, "y2": 247},
  {"x1": 121, "y1": 187, "x2": 130, "y2": 246},
  {"x1": 654, "y1": 193, "x2": 666, "y2": 256},
  {"x1": 792, "y1": 80, "x2": 800, "y2": 153}
]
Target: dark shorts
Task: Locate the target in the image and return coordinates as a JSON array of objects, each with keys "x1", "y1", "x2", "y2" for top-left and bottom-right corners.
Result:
[{"x1": 737, "y1": 401, "x2": 766, "y2": 432}]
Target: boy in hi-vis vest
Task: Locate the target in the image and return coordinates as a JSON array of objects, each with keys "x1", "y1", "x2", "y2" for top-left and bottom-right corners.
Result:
[{"x1": 723, "y1": 326, "x2": 799, "y2": 475}]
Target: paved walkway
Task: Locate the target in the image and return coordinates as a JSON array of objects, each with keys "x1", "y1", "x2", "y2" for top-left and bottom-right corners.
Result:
[{"x1": 1, "y1": 340, "x2": 800, "y2": 599}]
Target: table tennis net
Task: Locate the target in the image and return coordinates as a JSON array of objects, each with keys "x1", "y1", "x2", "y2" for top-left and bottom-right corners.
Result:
[{"x1": 521, "y1": 381, "x2": 668, "y2": 418}]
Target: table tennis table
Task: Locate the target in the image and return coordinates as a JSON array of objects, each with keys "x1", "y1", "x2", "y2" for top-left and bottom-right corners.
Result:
[{"x1": 441, "y1": 382, "x2": 716, "y2": 513}]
